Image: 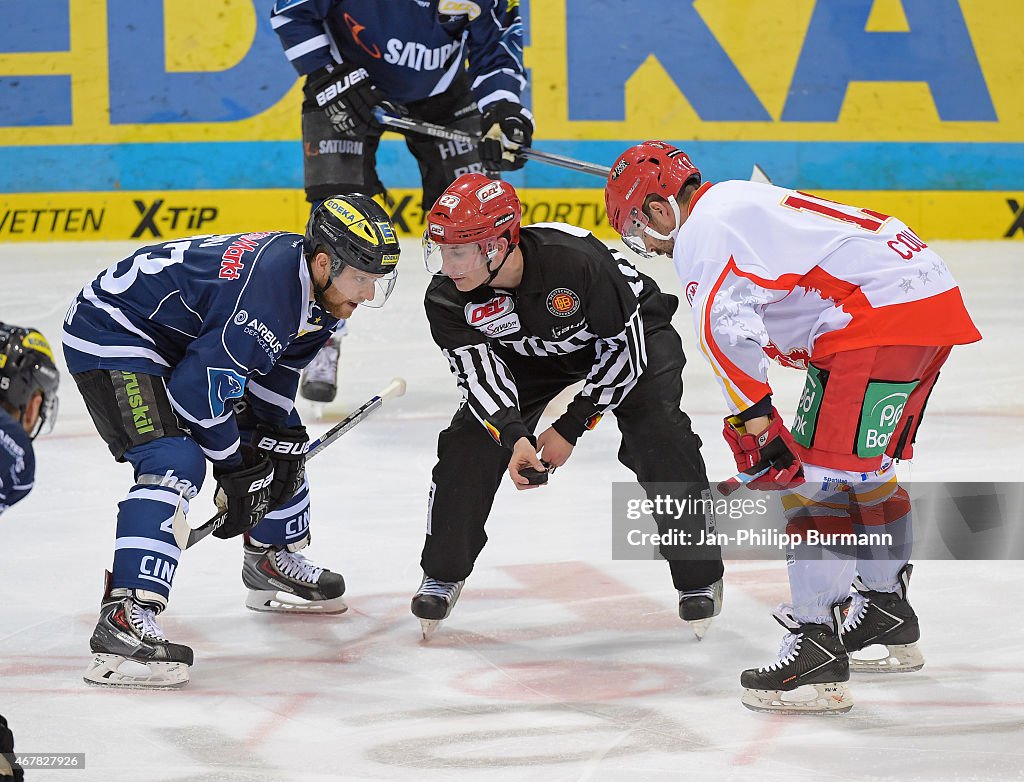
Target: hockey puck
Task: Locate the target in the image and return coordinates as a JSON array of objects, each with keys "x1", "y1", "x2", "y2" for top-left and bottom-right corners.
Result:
[{"x1": 518, "y1": 466, "x2": 549, "y2": 486}]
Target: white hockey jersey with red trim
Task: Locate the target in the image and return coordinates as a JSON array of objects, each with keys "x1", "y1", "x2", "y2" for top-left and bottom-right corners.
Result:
[{"x1": 673, "y1": 180, "x2": 981, "y2": 415}]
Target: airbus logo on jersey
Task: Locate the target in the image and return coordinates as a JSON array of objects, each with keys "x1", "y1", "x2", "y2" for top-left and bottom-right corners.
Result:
[{"x1": 243, "y1": 318, "x2": 284, "y2": 358}]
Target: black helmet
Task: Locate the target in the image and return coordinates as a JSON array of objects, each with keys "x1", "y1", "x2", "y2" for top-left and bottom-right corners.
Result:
[
  {"x1": 0, "y1": 323, "x2": 60, "y2": 439},
  {"x1": 304, "y1": 194, "x2": 401, "y2": 278}
]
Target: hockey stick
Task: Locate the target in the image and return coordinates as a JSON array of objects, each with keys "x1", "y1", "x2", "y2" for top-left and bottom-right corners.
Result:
[
  {"x1": 173, "y1": 377, "x2": 407, "y2": 551},
  {"x1": 373, "y1": 109, "x2": 612, "y2": 178}
]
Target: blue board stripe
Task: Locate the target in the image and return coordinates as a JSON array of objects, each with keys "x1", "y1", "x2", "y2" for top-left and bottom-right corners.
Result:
[{"x1": 0, "y1": 140, "x2": 1020, "y2": 193}]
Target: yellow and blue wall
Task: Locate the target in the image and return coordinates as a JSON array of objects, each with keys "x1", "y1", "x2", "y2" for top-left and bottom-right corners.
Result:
[{"x1": 1, "y1": 0, "x2": 1022, "y2": 241}]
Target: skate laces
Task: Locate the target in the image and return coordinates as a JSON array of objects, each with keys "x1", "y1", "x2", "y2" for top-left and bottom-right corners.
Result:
[
  {"x1": 844, "y1": 592, "x2": 870, "y2": 630},
  {"x1": 130, "y1": 602, "x2": 168, "y2": 642},
  {"x1": 418, "y1": 577, "x2": 461, "y2": 602},
  {"x1": 273, "y1": 548, "x2": 324, "y2": 584},
  {"x1": 303, "y1": 338, "x2": 339, "y2": 385},
  {"x1": 760, "y1": 632, "x2": 803, "y2": 672},
  {"x1": 678, "y1": 586, "x2": 715, "y2": 601}
]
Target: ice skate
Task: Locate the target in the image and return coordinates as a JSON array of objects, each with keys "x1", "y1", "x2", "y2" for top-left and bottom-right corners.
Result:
[
  {"x1": 740, "y1": 605, "x2": 852, "y2": 715},
  {"x1": 678, "y1": 578, "x2": 723, "y2": 640},
  {"x1": 842, "y1": 564, "x2": 924, "y2": 673},
  {"x1": 242, "y1": 535, "x2": 347, "y2": 614},
  {"x1": 300, "y1": 331, "x2": 342, "y2": 419},
  {"x1": 84, "y1": 582, "x2": 193, "y2": 689},
  {"x1": 411, "y1": 574, "x2": 464, "y2": 640}
]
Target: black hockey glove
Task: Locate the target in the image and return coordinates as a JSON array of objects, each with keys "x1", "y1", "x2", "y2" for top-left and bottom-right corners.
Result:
[
  {"x1": 253, "y1": 422, "x2": 309, "y2": 507},
  {"x1": 212, "y1": 455, "x2": 274, "y2": 539},
  {"x1": 479, "y1": 101, "x2": 533, "y2": 172},
  {"x1": 303, "y1": 62, "x2": 398, "y2": 135},
  {"x1": 0, "y1": 713, "x2": 24, "y2": 781}
]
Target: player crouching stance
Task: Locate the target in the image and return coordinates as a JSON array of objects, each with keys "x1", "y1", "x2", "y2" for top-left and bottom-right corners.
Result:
[
  {"x1": 414, "y1": 173, "x2": 723, "y2": 640},
  {"x1": 62, "y1": 196, "x2": 401, "y2": 688},
  {"x1": 605, "y1": 142, "x2": 981, "y2": 713}
]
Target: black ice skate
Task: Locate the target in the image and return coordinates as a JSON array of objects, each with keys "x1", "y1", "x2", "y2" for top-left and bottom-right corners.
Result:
[
  {"x1": 740, "y1": 605, "x2": 852, "y2": 715},
  {"x1": 242, "y1": 536, "x2": 347, "y2": 614},
  {"x1": 841, "y1": 563, "x2": 923, "y2": 673},
  {"x1": 678, "y1": 578, "x2": 723, "y2": 640},
  {"x1": 411, "y1": 574, "x2": 464, "y2": 640},
  {"x1": 299, "y1": 333, "x2": 341, "y2": 416},
  {"x1": 84, "y1": 579, "x2": 193, "y2": 689}
]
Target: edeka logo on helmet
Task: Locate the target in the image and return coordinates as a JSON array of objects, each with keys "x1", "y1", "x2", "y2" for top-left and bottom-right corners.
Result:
[
  {"x1": 423, "y1": 173, "x2": 522, "y2": 279},
  {"x1": 304, "y1": 194, "x2": 402, "y2": 310}
]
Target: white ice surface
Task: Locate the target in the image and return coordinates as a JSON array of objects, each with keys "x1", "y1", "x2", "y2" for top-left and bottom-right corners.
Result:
[{"x1": 0, "y1": 238, "x2": 1022, "y2": 781}]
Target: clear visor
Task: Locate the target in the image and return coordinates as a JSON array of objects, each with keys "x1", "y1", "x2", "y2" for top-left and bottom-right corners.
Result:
[
  {"x1": 30, "y1": 394, "x2": 58, "y2": 440},
  {"x1": 423, "y1": 232, "x2": 499, "y2": 277},
  {"x1": 620, "y1": 206, "x2": 656, "y2": 258},
  {"x1": 359, "y1": 269, "x2": 398, "y2": 308}
]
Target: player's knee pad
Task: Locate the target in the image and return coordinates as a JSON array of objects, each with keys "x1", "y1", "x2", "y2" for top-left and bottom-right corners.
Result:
[{"x1": 124, "y1": 436, "x2": 207, "y2": 496}]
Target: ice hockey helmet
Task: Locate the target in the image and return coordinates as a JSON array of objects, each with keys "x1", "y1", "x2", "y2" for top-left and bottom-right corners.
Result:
[
  {"x1": 604, "y1": 141, "x2": 701, "y2": 238},
  {"x1": 425, "y1": 173, "x2": 522, "y2": 247},
  {"x1": 0, "y1": 323, "x2": 60, "y2": 438},
  {"x1": 303, "y1": 194, "x2": 402, "y2": 279}
]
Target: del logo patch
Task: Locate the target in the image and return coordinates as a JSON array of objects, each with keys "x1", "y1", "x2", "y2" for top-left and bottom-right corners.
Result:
[{"x1": 546, "y1": 288, "x2": 580, "y2": 317}]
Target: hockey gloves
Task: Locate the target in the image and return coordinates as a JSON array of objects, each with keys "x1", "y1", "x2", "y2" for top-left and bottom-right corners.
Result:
[
  {"x1": 304, "y1": 62, "x2": 399, "y2": 135},
  {"x1": 479, "y1": 101, "x2": 533, "y2": 172},
  {"x1": 254, "y1": 423, "x2": 309, "y2": 507},
  {"x1": 722, "y1": 409, "x2": 805, "y2": 490},
  {"x1": 212, "y1": 456, "x2": 275, "y2": 539}
]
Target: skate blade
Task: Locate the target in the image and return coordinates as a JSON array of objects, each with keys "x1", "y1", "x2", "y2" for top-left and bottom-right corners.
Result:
[
  {"x1": 688, "y1": 617, "x2": 713, "y2": 640},
  {"x1": 419, "y1": 618, "x2": 441, "y2": 641},
  {"x1": 741, "y1": 682, "x2": 853, "y2": 714},
  {"x1": 83, "y1": 654, "x2": 190, "y2": 689},
  {"x1": 850, "y1": 642, "x2": 924, "y2": 673},
  {"x1": 246, "y1": 590, "x2": 348, "y2": 614}
]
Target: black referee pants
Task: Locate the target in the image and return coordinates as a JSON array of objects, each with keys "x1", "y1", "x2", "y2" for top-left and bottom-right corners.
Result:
[{"x1": 421, "y1": 326, "x2": 724, "y2": 591}]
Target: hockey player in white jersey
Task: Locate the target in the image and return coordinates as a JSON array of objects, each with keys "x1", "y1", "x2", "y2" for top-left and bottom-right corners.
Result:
[
  {"x1": 605, "y1": 141, "x2": 981, "y2": 714},
  {"x1": 62, "y1": 196, "x2": 401, "y2": 688}
]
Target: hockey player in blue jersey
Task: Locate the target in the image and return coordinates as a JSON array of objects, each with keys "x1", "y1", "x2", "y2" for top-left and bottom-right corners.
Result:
[
  {"x1": 272, "y1": 0, "x2": 531, "y2": 405},
  {"x1": 0, "y1": 324, "x2": 60, "y2": 515},
  {"x1": 62, "y1": 195, "x2": 401, "y2": 688}
]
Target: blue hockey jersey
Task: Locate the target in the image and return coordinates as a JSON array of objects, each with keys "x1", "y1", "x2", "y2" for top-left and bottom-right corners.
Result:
[
  {"x1": 0, "y1": 407, "x2": 34, "y2": 514},
  {"x1": 61, "y1": 232, "x2": 338, "y2": 467},
  {"x1": 271, "y1": 0, "x2": 526, "y2": 111}
]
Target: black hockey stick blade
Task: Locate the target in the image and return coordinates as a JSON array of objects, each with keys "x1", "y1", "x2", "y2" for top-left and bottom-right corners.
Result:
[{"x1": 173, "y1": 378, "x2": 407, "y2": 550}]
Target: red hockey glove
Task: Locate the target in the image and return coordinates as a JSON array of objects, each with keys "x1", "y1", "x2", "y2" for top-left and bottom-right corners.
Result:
[{"x1": 722, "y1": 409, "x2": 805, "y2": 490}]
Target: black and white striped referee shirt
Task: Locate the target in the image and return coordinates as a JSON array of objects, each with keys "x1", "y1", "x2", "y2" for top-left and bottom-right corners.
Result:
[{"x1": 424, "y1": 222, "x2": 678, "y2": 448}]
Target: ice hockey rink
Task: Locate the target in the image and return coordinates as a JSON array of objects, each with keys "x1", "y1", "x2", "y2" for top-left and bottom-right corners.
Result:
[{"x1": 1, "y1": 236, "x2": 1022, "y2": 781}]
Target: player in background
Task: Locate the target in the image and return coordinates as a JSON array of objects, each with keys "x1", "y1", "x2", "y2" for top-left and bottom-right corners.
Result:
[
  {"x1": 61, "y1": 196, "x2": 401, "y2": 688},
  {"x1": 414, "y1": 173, "x2": 723, "y2": 640},
  {"x1": 605, "y1": 141, "x2": 981, "y2": 714},
  {"x1": 0, "y1": 323, "x2": 60, "y2": 515},
  {"x1": 271, "y1": 0, "x2": 531, "y2": 406}
]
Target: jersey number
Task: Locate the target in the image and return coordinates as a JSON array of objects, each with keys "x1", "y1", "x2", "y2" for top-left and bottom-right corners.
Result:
[
  {"x1": 782, "y1": 193, "x2": 891, "y2": 233},
  {"x1": 100, "y1": 241, "x2": 191, "y2": 294}
]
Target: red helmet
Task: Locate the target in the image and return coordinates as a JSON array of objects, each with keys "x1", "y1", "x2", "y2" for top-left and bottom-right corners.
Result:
[
  {"x1": 425, "y1": 173, "x2": 522, "y2": 246},
  {"x1": 604, "y1": 141, "x2": 701, "y2": 241}
]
